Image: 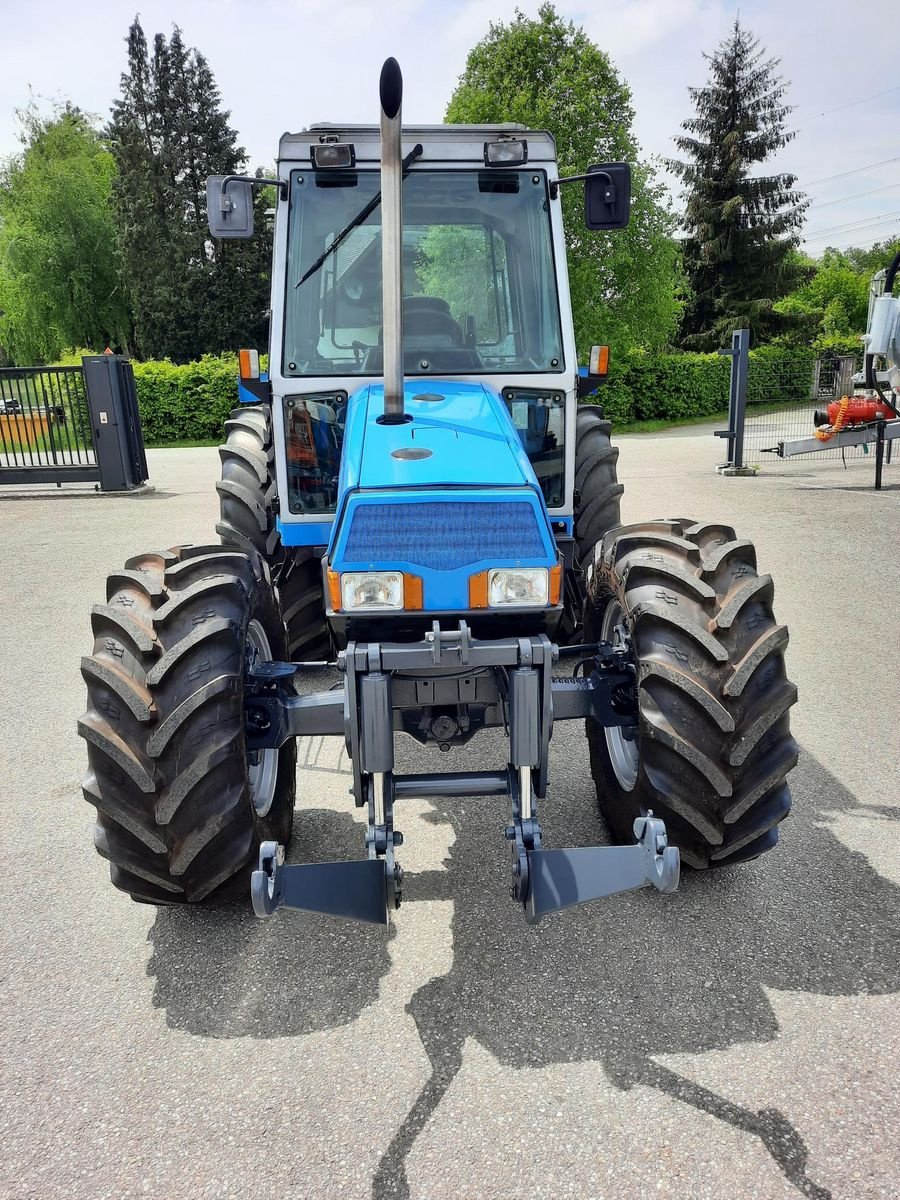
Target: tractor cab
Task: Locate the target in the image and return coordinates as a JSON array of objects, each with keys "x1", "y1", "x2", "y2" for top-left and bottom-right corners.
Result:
[
  {"x1": 213, "y1": 120, "x2": 629, "y2": 638},
  {"x1": 275, "y1": 133, "x2": 570, "y2": 522}
]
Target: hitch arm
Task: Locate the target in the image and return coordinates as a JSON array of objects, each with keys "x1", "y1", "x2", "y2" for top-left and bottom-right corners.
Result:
[{"x1": 525, "y1": 815, "x2": 680, "y2": 923}]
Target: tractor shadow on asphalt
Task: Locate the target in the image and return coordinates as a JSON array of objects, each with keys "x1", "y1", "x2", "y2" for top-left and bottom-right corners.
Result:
[
  {"x1": 146, "y1": 806, "x2": 393, "y2": 1039},
  {"x1": 146, "y1": 744, "x2": 900, "y2": 1200}
]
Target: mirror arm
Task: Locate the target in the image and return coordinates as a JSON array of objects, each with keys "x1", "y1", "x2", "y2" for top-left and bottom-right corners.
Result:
[
  {"x1": 219, "y1": 175, "x2": 288, "y2": 210},
  {"x1": 549, "y1": 170, "x2": 612, "y2": 200}
]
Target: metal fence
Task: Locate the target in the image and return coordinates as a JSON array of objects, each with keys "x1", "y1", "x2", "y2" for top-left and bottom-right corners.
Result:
[
  {"x1": 717, "y1": 334, "x2": 894, "y2": 482},
  {"x1": 0, "y1": 365, "x2": 99, "y2": 485},
  {"x1": 742, "y1": 351, "x2": 872, "y2": 470}
]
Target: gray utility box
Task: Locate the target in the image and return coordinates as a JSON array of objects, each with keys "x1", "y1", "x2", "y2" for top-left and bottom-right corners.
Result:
[{"x1": 82, "y1": 356, "x2": 149, "y2": 492}]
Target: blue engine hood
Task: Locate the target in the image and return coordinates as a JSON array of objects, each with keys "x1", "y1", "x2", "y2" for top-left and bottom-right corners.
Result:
[{"x1": 338, "y1": 380, "x2": 538, "y2": 493}]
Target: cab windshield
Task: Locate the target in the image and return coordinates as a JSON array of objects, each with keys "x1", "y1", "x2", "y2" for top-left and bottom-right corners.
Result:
[{"x1": 283, "y1": 169, "x2": 564, "y2": 377}]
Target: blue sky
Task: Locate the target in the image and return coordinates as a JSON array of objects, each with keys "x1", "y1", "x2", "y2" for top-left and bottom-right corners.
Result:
[{"x1": 2, "y1": 0, "x2": 898, "y2": 253}]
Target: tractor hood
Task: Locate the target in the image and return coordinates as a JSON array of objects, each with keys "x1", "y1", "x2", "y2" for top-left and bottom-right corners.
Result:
[
  {"x1": 326, "y1": 378, "x2": 559, "y2": 618},
  {"x1": 338, "y1": 380, "x2": 538, "y2": 493}
]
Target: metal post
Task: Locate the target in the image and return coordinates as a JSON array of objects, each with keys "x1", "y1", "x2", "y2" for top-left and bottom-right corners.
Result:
[
  {"x1": 378, "y1": 58, "x2": 406, "y2": 424},
  {"x1": 723, "y1": 331, "x2": 739, "y2": 465},
  {"x1": 82, "y1": 355, "x2": 149, "y2": 492},
  {"x1": 731, "y1": 327, "x2": 750, "y2": 470},
  {"x1": 715, "y1": 328, "x2": 751, "y2": 474},
  {"x1": 875, "y1": 417, "x2": 886, "y2": 490}
]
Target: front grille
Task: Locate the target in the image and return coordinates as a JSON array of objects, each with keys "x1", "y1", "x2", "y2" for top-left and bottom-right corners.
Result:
[{"x1": 343, "y1": 501, "x2": 545, "y2": 570}]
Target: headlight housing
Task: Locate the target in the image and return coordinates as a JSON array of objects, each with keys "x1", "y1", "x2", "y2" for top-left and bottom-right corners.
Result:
[
  {"x1": 488, "y1": 567, "x2": 549, "y2": 607},
  {"x1": 340, "y1": 571, "x2": 404, "y2": 611},
  {"x1": 469, "y1": 565, "x2": 561, "y2": 608},
  {"x1": 328, "y1": 570, "x2": 423, "y2": 612}
]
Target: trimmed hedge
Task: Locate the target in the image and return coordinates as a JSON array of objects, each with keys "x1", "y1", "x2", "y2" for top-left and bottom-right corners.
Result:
[
  {"x1": 599, "y1": 346, "x2": 818, "y2": 426},
  {"x1": 54, "y1": 347, "x2": 829, "y2": 443},
  {"x1": 53, "y1": 350, "x2": 246, "y2": 443},
  {"x1": 132, "y1": 355, "x2": 241, "y2": 442}
]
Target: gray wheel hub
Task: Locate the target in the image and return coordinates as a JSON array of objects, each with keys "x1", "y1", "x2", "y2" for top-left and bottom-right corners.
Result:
[
  {"x1": 245, "y1": 618, "x2": 279, "y2": 816},
  {"x1": 601, "y1": 600, "x2": 639, "y2": 791}
]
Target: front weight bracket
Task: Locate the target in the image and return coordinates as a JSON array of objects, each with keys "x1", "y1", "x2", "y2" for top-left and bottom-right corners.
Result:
[
  {"x1": 524, "y1": 814, "x2": 680, "y2": 923},
  {"x1": 251, "y1": 840, "x2": 392, "y2": 925}
]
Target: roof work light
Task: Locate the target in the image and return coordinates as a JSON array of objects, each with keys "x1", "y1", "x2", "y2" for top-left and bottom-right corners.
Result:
[
  {"x1": 483, "y1": 138, "x2": 528, "y2": 166},
  {"x1": 310, "y1": 141, "x2": 356, "y2": 169}
]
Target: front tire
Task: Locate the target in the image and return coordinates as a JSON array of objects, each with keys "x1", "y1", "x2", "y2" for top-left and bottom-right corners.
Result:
[
  {"x1": 585, "y1": 519, "x2": 798, "y2": 868},
  {"x1": 78, "y1": 545, "x2": 296, "y2": 903}
]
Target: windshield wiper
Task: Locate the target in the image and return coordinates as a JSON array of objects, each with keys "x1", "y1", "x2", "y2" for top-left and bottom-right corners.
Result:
[{"x1": 294, "y1": 143, "x2": 423, "y2": 288}]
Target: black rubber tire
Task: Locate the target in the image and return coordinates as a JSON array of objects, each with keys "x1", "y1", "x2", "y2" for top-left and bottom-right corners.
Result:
[
  {"x1": 78, "y1": 545, "x2": 296, "y2": 904},
  {"x1": 216, "y1": 404, "x2": 330, "y2": 662},
  {"x1": 280, "y1": 555, "x2": 332, "y2": 661},
  {"x1": 557, "y1": 404, "x2": 625, "y2": 643},
  {"x1": 584, "y1": 518, "x2": 798, "y2": 868},
  {"x1": 574, "y1": 405, "x2": 623, "y2": 565},
  {"x1": 215, "y1": 406, "x2": 279, "y2": 558}
]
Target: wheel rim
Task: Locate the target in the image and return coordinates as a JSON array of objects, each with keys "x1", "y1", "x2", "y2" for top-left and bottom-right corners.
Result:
[
  {"x1": 245, "y1": 619, "x2": 279, "y2": 817},
  {"x1": 601, "y1": 599, "x2": 640, "y2": 791}
]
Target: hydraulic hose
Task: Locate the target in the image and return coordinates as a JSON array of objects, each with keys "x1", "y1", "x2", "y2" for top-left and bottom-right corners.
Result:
[{"x1": 885, "y1": 250, "x2": 900, "y2": 297}]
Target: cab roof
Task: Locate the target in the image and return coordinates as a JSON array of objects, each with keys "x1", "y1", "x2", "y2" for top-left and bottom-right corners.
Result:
[{"x1": 278, "y1": 125, "x2": 557, "y2": 165}]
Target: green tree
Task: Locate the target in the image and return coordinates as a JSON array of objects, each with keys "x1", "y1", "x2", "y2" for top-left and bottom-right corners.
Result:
[
  {"x1": 773, "y1": 249, "x2": 869, "y2": 342},
  {"x1": 0, "y1": 104, "x2": 129, "y2": 363},
  {"x1": 668, "y1": 19, "x2": 806, "y2": 348},
  {"x1": 446, "y1": 3, "x2": 682, "y2": 358},
  {"x1": 838, "y1": 236, "x2": 900, "y2": 278},
  {"x1": 108, "y1": 18, "x2": 271, "y2": 361}
]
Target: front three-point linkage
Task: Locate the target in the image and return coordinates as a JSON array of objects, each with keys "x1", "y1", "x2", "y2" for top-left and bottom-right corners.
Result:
[
  {"x1": 502, "y1": 636, "x2": 679, "y2": 922},
  {"x1": 245, "y1": 623, "x2": 679, "y2": 925},
  {"x1": 246, "y1": 653, "x2": 403, "y2": 925}
]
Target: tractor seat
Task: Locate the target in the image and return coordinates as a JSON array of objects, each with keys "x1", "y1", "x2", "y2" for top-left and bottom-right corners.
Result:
[{"x1": 378, "y1": 296, "x2": 465, "y2": 347}]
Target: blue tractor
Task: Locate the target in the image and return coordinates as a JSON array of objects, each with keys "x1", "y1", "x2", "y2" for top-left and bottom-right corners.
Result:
[{"x1": 79, "y1": 61, "x2": 797, "y2": 923}]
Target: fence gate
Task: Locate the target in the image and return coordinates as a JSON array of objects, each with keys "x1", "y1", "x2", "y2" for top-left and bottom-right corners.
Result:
[
  {"x1": 0, "y1": 365, "x2": 99, "y2": 486},
  {"x1": 715, "y1": 332, "x2": 895, "y2": 486},
  {"x1": 0, "y1": 356, "x2": 148, "y2": 490}
]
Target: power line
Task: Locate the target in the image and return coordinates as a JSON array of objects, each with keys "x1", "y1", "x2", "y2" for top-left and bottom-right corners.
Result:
[
  {"x1": 804, "y1": 217, "x2": 900, "y2": 246},
  {"x1": 792, "y1": 84, "x2": 900, "y2": 131},
  {"x1": 804, "y1": 156, "x2": 900, "y2": 188},
  {"x1": 807, "y1": 181, "x2": 900, "y2": 211},
  {"x1": 805, "y1": 209, "x2": 900, "y2": 239}
]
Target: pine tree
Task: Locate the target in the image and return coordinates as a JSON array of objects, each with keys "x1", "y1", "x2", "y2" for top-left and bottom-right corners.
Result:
[
  {"x1": 108, "y1": 19, "x2": 171, "y2": 358},
  {"x1": 108, "y1": 19, "x2": 271, "y2": 361},
  {"x1": 668, "y1": 19, "x2": 806, "y2": 348}
]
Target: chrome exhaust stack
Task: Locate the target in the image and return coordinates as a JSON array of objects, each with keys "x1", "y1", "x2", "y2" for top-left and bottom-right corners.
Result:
[{"x1": 379, "y1": 57, "x2": 406, "y2": 424}]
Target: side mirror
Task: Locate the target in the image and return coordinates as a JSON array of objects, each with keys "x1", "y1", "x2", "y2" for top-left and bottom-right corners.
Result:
[
  {"x1": 584, "y1": 163, "x2": 631, "y2": 230},
  {"x1": 206, "y1": 176, "x2": 254, "y2": 239}
]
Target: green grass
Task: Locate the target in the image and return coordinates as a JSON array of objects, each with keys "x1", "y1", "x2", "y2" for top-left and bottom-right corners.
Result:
[
  {"x1": 613, "y1": 410, "x2": 728, "y2": 434},
  {"x1": 1, "y1": 425, "x2": 90, "y2": 454},
  {"x1": 612, "y1": 399, "x2": 804, "y2": 435}
]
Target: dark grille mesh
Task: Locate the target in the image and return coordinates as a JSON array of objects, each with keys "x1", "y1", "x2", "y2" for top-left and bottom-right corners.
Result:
[{"x1": 344, "y1": 501, "x2": 545, "y2": 569}]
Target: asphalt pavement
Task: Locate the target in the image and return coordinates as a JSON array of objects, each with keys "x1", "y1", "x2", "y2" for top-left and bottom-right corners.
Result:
[{"x1": 1, "y1": 432, "x2": 898, "y2": 1200}]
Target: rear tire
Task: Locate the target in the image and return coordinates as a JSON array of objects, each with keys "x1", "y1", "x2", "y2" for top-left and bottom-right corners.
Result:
[
  {"x1": 79, "y1": 545, "x2": 296, "y2": 904},
  {"x1": 560, "y1": 405, "x2": 624, "y2": 642},
  {"x1": 584, "y1": 518, "x2": 798, "y2": 868},
  {"x1": 574, "y1": 405, "x2": 623, "y2": 565},
  {"x1": 216, "y1": 404, "x2": 330, "y2": 661}
]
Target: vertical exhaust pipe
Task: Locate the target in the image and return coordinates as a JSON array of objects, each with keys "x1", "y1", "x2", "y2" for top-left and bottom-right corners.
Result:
[{"x1": 379, "y1": 58, "x2": 406, "y2": 423}]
